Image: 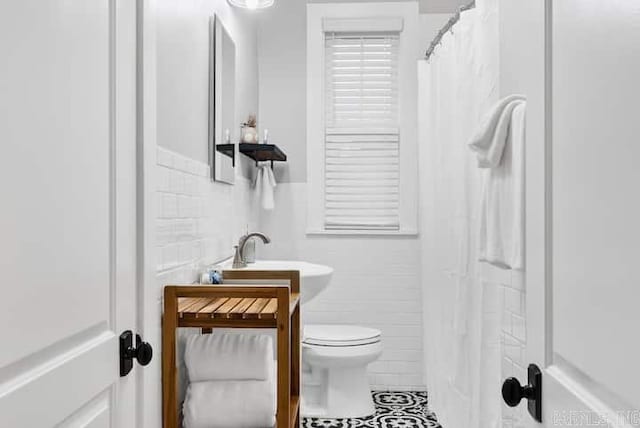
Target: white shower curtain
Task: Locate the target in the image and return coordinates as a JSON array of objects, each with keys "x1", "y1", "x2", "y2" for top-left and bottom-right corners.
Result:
[{"x1": 418, "y1": 1, "x2": 502, "y2": 427}]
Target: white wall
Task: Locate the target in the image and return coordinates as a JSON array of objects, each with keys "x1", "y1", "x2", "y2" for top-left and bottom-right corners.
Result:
[
  {"x1": 257, "y1": 0, "x2": 307, "y2": 183},
  {"x1": 155, "y1": 0, "x2": 260, "y2": 292},
  {"x1": 256, "y1": 1, "x2": 447, "y2": 185},
  {"x1": 155, "y1": 147, "x2": 257, "y2": 289},
  {"x1": 157, "y1": 0, "x2": 257, "y2": 178},
  {"x1": 419, "y1": 0, "x2": 471, "y2": 13}
]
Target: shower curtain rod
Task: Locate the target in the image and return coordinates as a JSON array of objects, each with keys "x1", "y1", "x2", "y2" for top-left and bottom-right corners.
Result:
[{"x1": 424, "y1": 0, "x2": 476, "y2": 60}]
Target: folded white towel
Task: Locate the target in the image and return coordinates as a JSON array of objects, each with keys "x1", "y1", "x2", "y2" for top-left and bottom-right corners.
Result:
[
  {"x1": 255, "y1": 164, "x2": 276, "y2": 210},
  {"x1": 468, "y1": 94, "x2": 525, "y2": 168},
  {"x1": 185, "y1": 333, "x2": 274, "y2": 382},
  {"x1": 182, "y1": 362, "x2": 276, "y2": 428},
  {"x1": 475, "y1": 100, "x2": 526, "y2": 270}
]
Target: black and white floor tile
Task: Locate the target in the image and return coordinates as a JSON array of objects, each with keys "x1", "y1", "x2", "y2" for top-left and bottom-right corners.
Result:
[{"x1": 302, "y1": 391, "x2": 443, "y2": 428}]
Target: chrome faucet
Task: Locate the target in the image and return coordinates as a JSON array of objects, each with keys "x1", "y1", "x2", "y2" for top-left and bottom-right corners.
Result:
[{"x1": 232, "y1": 232, "x2": 271, "y2": 268}]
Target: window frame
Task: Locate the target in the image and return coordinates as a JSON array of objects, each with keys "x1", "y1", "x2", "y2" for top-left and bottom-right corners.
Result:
[{"x1": 306, "y1": 2, "x2": 419, "y2": 236}]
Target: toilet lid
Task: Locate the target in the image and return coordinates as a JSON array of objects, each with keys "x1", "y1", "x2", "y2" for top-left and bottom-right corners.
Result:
[{"x1": 303, "y1": 324, "x2": 381, "y2": 347}]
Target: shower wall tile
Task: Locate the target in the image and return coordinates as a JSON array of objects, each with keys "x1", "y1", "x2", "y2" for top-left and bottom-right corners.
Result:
[{"x1": 501, "y1": 269, "x2": 528, "y2": 427}]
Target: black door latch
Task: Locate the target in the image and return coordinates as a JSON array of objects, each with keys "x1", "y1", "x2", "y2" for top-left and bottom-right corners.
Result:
[
  {"x1": 502, "y1": 363, "x2": 542, "y2": 422},
  {"x1": 120, "y1": 330, "x2": 153, "y2": 377}
]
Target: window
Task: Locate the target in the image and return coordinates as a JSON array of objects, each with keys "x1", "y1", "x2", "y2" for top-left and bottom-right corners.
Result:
[
  {"x1": 307, "y1": 4, "x2": 418, "y2": 235},
  {"x1": 324, "y1": 33, "x2": 400, "y2": 231}
]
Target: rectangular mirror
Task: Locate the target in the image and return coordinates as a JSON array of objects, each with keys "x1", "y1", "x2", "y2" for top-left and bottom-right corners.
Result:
[{"x1": 209, "y1": 15, "x2": 236, "y2": 184}]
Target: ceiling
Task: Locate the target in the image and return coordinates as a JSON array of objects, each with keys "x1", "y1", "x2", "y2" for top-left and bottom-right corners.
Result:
[{"x1": 306, "y1": 0, "x2": 468, "y2": 14}]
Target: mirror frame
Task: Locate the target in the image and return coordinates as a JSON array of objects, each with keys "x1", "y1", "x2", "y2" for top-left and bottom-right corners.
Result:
[{"x1": 209, "y1": 15, "x2": 236, "y2": 184}]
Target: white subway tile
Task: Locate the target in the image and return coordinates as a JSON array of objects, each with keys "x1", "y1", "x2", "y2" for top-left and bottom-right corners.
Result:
[
  {"x1": 156, "y1": 220, "x2": 174, "y2": 246},
  {"x1": 177, "y1": 196, "x2": 192, "y2": 218},
  {"x1": 157, "y1": 147, "x2": 173, "y2": 168},
  {"x1": 511, "y1": 314, "x2": 526, "y2": 343},
  {"x1": 162, "y1": 194, "x2": 178, "y2": 219},
  {"x1": 505, "y1": 287, "x2": 522, "y2": 315},
  {"x1": 162, "y1": 245, "x2": 178, "y2": 269}
]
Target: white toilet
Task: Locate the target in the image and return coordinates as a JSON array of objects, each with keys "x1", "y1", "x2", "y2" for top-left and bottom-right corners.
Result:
[{"x1": 301, "y1": 324, "x2": 383, "y2": 418}]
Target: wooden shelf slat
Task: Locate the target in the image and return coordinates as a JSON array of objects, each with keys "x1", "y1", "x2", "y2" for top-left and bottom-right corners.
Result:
[
  {"x1": 176, "y1": 296, "x2": 284, "y2": 320},
  {"x1": 177, "y1": 297, "x2": 204, "y2": 313},
  {"x1": 185, "y1": 298, "x2": 216, "y2": 314},
  {"x1": 228, "y1": 297, "x2": 257, "y2": 318},
  {"x1": 243, "y1": 298, "x2": 272, "y2": 319},
  {"x1": 260, "y1": 298, "x2": 278, "y2": 319},
  {"x1": 213, "y1": 297, "x2": 244, "y2": 318},
  {"x1": 195, "y1": 297, "x2": 229, "y2": 317}
]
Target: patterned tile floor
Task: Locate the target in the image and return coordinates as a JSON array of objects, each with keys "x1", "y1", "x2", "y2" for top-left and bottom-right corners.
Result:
[{"x1": 302, "y1": 391, "x2": 443, "y2": 428}]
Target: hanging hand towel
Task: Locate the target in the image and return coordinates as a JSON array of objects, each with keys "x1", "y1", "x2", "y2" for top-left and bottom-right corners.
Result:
[
  {"x1": 184, "y1": 333, "x2": 273, "y2": 382},
  {"x1": 471, "y1": 97, "x2": 526, "y2": 270},
  {"x1": 468, "y1": 94, "x2": 525, "y2": 168},
  {"x1": 255, "y1": 164, "x2": 277, "y2": 210},
  {"x1": 183, "y1": 360, "x2": 276, "y2": 428}
]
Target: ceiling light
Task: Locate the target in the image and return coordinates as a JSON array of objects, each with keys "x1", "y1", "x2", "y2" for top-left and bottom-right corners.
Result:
[{"x1": 228, "y1": 0, "x2": 274, "y2": 9}]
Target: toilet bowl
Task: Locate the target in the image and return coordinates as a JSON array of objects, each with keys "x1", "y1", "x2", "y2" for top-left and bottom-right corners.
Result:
[{"x1": 301, "y1": 324, "x2": 382, "y2": 418}]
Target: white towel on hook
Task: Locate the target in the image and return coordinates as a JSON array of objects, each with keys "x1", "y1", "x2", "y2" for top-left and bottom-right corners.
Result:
[
  {"x1": 254, "y1": 164, "x2": 277, "y2": 210},
  {"x1": 470, "y1": 96, "x2": 526, "y2": 270},
  {"x1": 468, "y1": 94, "x2": 525, "y2": 168}
]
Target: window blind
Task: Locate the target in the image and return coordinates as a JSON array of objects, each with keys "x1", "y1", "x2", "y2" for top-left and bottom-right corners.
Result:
[{"x1": 324, "y1": 33, "x2": 400, "y2": 231}]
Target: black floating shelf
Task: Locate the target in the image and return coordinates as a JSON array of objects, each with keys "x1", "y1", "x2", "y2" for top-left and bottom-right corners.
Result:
[{"x1": 239, "y1": 143, "x2": 287, "y2": 167}]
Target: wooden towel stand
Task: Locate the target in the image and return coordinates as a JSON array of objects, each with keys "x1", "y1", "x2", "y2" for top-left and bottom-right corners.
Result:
[{"x1": 163, "y1": 270, "x2": 301, "y2": 428}]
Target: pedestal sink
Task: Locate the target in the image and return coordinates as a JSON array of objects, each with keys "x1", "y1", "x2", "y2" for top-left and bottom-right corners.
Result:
[{"x1": 223, "y1": 260, "x2": 333, "y2": 304}]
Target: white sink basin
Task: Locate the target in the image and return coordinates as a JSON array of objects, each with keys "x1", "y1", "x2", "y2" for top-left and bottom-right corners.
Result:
[{"x1": 224, "y1": 260, "x2": 333, "y2": 304}]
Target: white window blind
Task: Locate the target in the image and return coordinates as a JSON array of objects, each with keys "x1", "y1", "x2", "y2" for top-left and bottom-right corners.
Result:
[{"x1": 324, "y1": 32, "x2": 400, "y2": 231}]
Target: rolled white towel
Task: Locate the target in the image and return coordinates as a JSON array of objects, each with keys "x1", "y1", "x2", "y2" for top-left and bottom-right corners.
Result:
[
  {"x1": 183, "y1": 361, "x2": 277, "y2": 428},
  {"x1": 185, "y1": 333, "x2": 273, "y2": 382}
]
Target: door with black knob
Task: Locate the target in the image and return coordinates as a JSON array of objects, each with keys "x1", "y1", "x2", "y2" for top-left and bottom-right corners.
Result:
[
  {"x1": 501, "y1": 364, "x2": 541, "y2": 423},
  {"x1": 508, "y1": 0, "x2": 640, "y2": 426},
  {"x1": 0, "y1": 1, "x2": 142, "y2": 426}
]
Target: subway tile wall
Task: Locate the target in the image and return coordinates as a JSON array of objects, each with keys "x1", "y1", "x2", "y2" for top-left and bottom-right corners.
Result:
[
  {"x1": 155, "y1": 146, "x2": 257, "y2": 293},
  {"x1": 501, "y1": 270, "x2": 527, "y2": 428},
  {"x1": 259, "y1": 182, "x2": 425, "y2": 391}
]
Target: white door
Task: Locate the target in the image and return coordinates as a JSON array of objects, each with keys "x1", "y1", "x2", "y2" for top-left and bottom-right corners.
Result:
[
  {"x1": 513, "y1": 1, "x2": 640, "y2": 426},
  {"x1": 0, "y1": 1, "x2": 143, "y2": 427}
]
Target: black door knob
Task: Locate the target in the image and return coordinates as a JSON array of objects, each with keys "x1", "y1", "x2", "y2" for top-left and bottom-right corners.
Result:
[
  {"x1": 501, "y1": 364, "x2": 542, "y2": 423},
  {"x1": 120, "y1": 330, "x2": 154, "y2": 376},
  {"x1": 134, "y1": 335, "x2": 153, "y2": 366},
  {"x1": 502, "y1": 377, "x2": 535, "y2": 407}
]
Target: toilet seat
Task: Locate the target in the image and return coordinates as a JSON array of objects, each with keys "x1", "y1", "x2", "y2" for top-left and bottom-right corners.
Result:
[{"x1": 303, "y1": 324, "x2": 381, "y2": 347}]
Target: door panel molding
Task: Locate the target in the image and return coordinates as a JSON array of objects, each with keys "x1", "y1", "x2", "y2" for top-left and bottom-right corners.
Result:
[
  {"x1": 0, "y1": 331, "x2": 116, "y2": 427},
  {"x1": 548, "y1": 356, "x2": 637, "y2": 423},
  {"x1": 54, "y1": 389, "x2": 111, "y2": 428}
]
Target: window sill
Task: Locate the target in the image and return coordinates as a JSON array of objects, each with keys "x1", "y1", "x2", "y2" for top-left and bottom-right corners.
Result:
[{"x1": 306, "y1": 228, "x2": 419, "y2": 238}]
